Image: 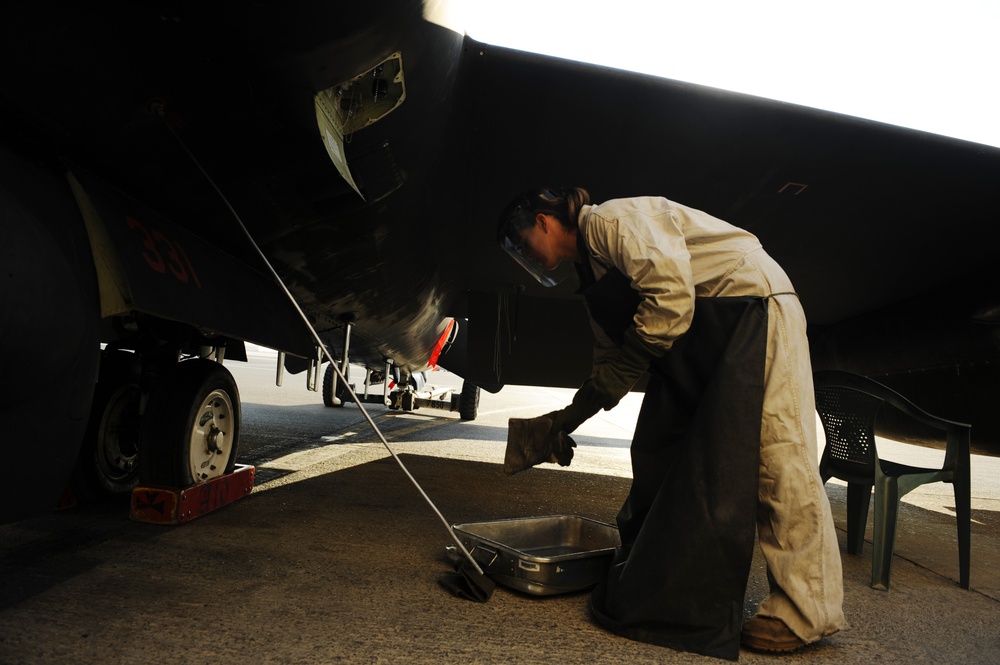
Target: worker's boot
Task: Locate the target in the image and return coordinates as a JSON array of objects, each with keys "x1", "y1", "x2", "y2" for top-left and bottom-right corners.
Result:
[{"x1": 740, "y1": 616, "x2": 808, "y2": 652}]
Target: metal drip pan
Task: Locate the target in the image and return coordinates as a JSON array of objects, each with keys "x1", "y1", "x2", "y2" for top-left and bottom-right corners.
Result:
[{"x1": 449, "y1": 515, "x2": 620, "y2": 596}]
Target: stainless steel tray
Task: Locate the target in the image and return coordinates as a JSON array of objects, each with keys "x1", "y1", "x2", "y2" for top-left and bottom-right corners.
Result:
[{"x1": 450, "y1": 515, "x2": 620, "y2": 596}]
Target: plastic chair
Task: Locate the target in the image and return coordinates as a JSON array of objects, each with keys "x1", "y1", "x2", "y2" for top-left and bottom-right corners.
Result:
[{"x1": 813, "y1": 370, "x2": 971, "y2": 591}]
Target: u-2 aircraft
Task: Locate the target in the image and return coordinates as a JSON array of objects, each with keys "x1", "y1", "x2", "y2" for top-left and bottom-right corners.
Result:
[{"x1": 2, "y1": 1, "x2": 999, "y2": 524}]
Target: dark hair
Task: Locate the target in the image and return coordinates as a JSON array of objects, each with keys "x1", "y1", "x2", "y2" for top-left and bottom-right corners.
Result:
[{"x1": 495, "y1": 187, "x2": 591, "y2": 245}]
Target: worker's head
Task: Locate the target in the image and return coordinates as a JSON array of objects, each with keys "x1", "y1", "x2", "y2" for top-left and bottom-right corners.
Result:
[{"x1": 496, "y1": 187, "x2": 590, "y2": 286}]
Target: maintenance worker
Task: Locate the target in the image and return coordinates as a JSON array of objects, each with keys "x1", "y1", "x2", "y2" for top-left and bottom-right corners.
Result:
[{"x1": 496, "y1": 187, "x2": 845, "y2": 658}]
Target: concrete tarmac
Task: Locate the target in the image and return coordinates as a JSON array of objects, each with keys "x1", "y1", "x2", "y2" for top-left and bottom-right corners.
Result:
[{"x1": 1, "y1": 352, "x2": 998, "y2": 663}]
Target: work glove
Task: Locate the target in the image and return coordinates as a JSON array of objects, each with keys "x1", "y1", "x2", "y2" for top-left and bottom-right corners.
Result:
[
  {"x1": 545, "y1": 425, "x2": 577, "y2": 467},
  {"x1": 539, "y1": 398, "x2": 597, "y2": 466},
  {"x1": 504, "y1": 329, "x2": 660, "y2": 475},
  {"x1": 574, "y1": 327, "x2": 662, "y2": 413},
  {"x1": 546, "y1": 402, "x2": 593, "y2": 438},
  {"x1": 539, "y1": 328, "x2": 661, "y2": 464},
  {"x1": 504, "y1": 413, "x2": 576, "y2": 474}
]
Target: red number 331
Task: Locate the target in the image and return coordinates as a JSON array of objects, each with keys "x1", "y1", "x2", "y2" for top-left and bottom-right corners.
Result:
[{"x1": 125, "y1": 215, "x2": 202, "y2": 289}]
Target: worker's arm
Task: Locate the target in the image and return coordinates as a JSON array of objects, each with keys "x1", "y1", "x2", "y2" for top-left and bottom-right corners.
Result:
[
  {"x1": 574, "y1": 204, "x2": 693, "y2": 410},
  {"x1": 544, "y1": 201, "x2": 696, "y2": 441},
  {"x1": 587, "y1": 204, "x2": 696, "y2": 353}
]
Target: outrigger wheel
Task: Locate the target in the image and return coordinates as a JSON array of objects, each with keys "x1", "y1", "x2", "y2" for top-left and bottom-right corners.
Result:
[{"x1": 140, "y1": 359, "x2": 241, "y2": 487}]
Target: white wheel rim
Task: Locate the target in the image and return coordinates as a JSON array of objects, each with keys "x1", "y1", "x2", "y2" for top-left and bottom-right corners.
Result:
[{"x1": 188, "y1": 388, "x2": 234, "y2": 482}]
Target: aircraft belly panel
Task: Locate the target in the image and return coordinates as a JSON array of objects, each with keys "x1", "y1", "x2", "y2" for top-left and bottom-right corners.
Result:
[{"x1": 71, "y1": 170, "x2": 314, "y2": 357}]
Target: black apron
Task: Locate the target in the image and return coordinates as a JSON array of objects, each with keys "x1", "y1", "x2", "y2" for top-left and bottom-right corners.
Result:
[{"x1": 575, "y1": 245, "x2": 767, "y2": 661}]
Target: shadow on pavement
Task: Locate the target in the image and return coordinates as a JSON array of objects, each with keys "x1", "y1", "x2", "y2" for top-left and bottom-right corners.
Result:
[{"x1": 1, "y1": 453, "x2": 998, "y2": 663}]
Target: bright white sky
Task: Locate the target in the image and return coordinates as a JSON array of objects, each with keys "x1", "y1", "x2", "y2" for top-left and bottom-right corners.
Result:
[{"x1": 461, "y1": 0, "x2": 1000, "y2": 148}]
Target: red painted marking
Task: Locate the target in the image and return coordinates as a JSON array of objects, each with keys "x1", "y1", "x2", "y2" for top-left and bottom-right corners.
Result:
[
  {"x1": 428, "y1": 319, "x2": 456, "y2": 367},
  {"x1": 126, "y1": 215, "x2": 166, "y2": 274},
  {"x1": 125, "y1": 215, "x2": 202, "y2": 289}
]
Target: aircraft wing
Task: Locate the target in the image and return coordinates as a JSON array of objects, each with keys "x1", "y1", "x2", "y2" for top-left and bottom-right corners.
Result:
[{"x1": 445, "y1": 36, "x2": 1000, "y2": 429}]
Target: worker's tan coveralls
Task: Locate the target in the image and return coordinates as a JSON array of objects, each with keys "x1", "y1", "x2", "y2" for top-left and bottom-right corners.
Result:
[{"x1": 578, "y1": 196, "x2": 845, "y2": 643}]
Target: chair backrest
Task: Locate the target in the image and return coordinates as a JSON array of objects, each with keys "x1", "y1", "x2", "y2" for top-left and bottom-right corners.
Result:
[
  {"x1": 815, "y1": 382, "x2": 882, "y2": 481},
  {"x1": 816, "y1": 370, "x2": 973, "y2": 477}
]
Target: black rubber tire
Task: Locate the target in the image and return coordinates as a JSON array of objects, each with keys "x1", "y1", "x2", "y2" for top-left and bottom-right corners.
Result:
[
  {"x1": 322, "y1": 363, "x2": 354, "y2": 407},
  {"x1": 72, "y1": 351, "x2": 142, "y2": 501},
  {"x1": 459, "y1": 380, "x2": 480, "y2": 421},
  {"x1": 322, "y1": 364, "x2": 338, "y2": 407},
  {"x1": 140, "y1": 359, "x2": 241, "y2": 487}
]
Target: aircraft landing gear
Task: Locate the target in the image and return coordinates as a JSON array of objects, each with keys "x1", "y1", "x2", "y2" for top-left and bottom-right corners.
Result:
[
  {"x1": 318, "y1": 320, "x2": 481, "y2": 420},
  {"x1": 389, "y1": 374, "x2": 481, "y2": 421},
  {"x1": 139, "y1": 359, "x2": 241, "y2": 487},
  {"x1": 322, "y1": 357, "x2": 482, "y2": 421}
]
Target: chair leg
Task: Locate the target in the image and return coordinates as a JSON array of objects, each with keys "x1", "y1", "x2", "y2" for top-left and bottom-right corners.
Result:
[
  {"x1": 871, "y1": 477, "x2": 900, "y2": 591},
  {"x1": 845, "y1": 482, "x2": 873, "y2": 555},
  {"x1": 953, "y1": 468, "x2": 971, "y2": 590}
]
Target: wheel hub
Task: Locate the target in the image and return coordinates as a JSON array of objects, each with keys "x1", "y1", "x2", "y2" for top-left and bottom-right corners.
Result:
[{"x1": 206, "y1": 426, "x2": 226, "y2": 454}]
